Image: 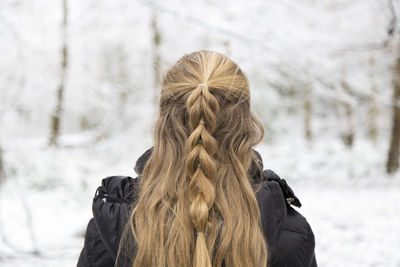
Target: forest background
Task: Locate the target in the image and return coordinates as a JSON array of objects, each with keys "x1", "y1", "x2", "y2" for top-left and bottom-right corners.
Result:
[{"x1": 0, "y1": 0, "x2": 399, "y2": 266}]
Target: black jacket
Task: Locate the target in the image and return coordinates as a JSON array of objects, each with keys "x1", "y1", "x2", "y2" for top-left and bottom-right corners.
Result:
[{"x1": 77, "y1": 148, "x2": 317, "y2": 267}]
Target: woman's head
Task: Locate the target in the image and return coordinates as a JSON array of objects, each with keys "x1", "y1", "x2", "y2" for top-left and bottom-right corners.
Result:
[
  {"x1": 118, "y1": 50, "x2": 267, "y2": 267},
  {"x1": 158, "y1": 50, "x2": 263, "y2": 169},
  {"x1": 160, "y1": 50, "x2": 250, "y2": 112}
]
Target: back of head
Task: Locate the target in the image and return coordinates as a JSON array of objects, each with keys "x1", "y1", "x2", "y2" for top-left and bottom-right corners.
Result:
[{"x1": 121, "y1": 50, "x2": 267, "y2": 267}]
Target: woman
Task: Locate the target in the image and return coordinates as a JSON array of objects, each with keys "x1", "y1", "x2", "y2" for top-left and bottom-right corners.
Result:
[{"x1": 77, "y1": 50, "x2": 317, "y2": 267}]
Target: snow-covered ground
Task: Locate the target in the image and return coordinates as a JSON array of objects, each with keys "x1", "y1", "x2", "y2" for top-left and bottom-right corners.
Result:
[
  {"x1": 299, "y1": 183, "x2": 400, "y2": 267},
  {"x1": 0, "y1": 136, "x2": 399, "y2": 267},
  {"x1": 1, "y1": 184, "x2": 399, "y2": 267}
]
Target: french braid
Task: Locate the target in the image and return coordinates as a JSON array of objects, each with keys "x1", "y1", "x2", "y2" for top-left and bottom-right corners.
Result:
[{"x1": 186, "y1": 83, "x2": 220, "y2": 267}]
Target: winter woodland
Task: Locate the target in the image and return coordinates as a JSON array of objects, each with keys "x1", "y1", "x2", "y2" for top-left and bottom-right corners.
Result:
[{"x1": 0, "y1": 0, "x2": 400, "y2": 266}]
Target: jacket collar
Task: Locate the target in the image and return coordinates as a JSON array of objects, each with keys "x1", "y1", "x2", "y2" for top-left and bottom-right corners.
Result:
[{"x1": 134, "y1": 147, "x2": 154, "y2": 175}]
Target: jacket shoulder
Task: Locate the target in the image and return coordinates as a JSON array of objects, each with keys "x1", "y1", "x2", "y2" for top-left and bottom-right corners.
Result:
[
  {"x1": 95, "y1": 175, "x2": 136, "y2": 201},
  {"x1": 260, "y1": 170, "x2": 317, "y2": 267},
  {"x1": 81, "y1": 175, "x2": 138, "y2": 266},
  {"x1": 273, "y1": 205, "x2": 317, "y2": 266},
  {"x1": 95, "y1": 177, "x2": 138, "y2": 234},
  {"x1": 262, "y1": 169, "x2": 302, "y2": 207},
  {"x1": 77, "y1": 218, "x2": 115, "y2": 267}
]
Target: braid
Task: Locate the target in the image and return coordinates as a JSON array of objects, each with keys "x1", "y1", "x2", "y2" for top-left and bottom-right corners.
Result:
[{"x1": 185, "y1": 83, "x2": 220, "y2": 267}]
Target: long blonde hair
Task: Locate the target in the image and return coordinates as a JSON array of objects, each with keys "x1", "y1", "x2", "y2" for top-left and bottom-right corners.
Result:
[{"x1": 118, "y1": 50, "x2": 267, "y2": 267}]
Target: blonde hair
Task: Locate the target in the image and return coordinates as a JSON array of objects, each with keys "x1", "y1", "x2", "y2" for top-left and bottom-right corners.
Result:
[{"x1": 117, "y1": 50, "x2": 267, "y2": 267}]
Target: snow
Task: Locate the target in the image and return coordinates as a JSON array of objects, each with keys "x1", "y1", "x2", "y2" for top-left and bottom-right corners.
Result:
[
  {"x1": 0, "y1": 137, "x2": 399, "y2": 267},
  {"x1": 298, "y1": 183, "x2": 400, "y2": 267},
  {"x1": 1, "y1": 0, "x2": 400, "y2": 266}
]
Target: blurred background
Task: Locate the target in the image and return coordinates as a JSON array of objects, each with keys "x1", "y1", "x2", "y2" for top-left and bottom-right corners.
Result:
[{"x1": 1, "y1": 0, "x2": 400, "y2": 266}]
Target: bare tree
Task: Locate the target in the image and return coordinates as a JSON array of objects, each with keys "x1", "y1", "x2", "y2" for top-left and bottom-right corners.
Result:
[
  {"x1": 367, "y1": 54, "x2": 379, "y2": 144},
  {"x1": 339, "y1": 67, "x2": 355, "y2": 148},
  {"x1": 151, "y1": 10, "x2": 162, "y2": 107},
  {"x1": 386, "y1": 0, "x2": 400, "y2": 174},
  {"x1": 114, "y1": 45, "x2": 129, "y2": 124},
  {"x1": 49, "y1": 0, "x2": 68, "y2": 146},
  {"x1": 303, "y1": 80, "x2": 313, "y2": 142},
  {"x1": 387, "y1": 55, "x2": 400, "y2": 174},
  {"x1": 93, "y1": 43, "x2": 131, "y2": 140},
  {"x1": 223, "y1": 40, "x2": 232, "y2": 56},
  {"x1": 0, "y1": 143, "x2": 4, "y2": 186}
]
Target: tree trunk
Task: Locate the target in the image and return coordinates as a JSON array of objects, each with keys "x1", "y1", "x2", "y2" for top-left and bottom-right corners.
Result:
[
  {"x1": 49, "y1": 0, "x2": 68, "y2": 146},
  {"x1": 368, "y1": 54, "x2": 378, "y2": 144},
  {"x1": 115, "y1": 45, "x2": 129, "y2": 121},
  {"x1": 0, "y1": 144, "x2": 5, "y2": 186},
  {"x1": 385, "y1": 0, "x2": 400, "y2": 174},
  {"x1": 151, "y1": 11, "x2": 161, "y2": 107},
  {"x1": 223, "y1": 40, "x2": 231, "y2": 56},
  {"x1": 386, "y1": 56, "x2": 400, "y2": 174},
  {"x1": 303, "y1": 82, "x2": 312, "y2": 142},
  {"x1": 340, "y1": 78, "x2": 354, "y2": 148}
]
